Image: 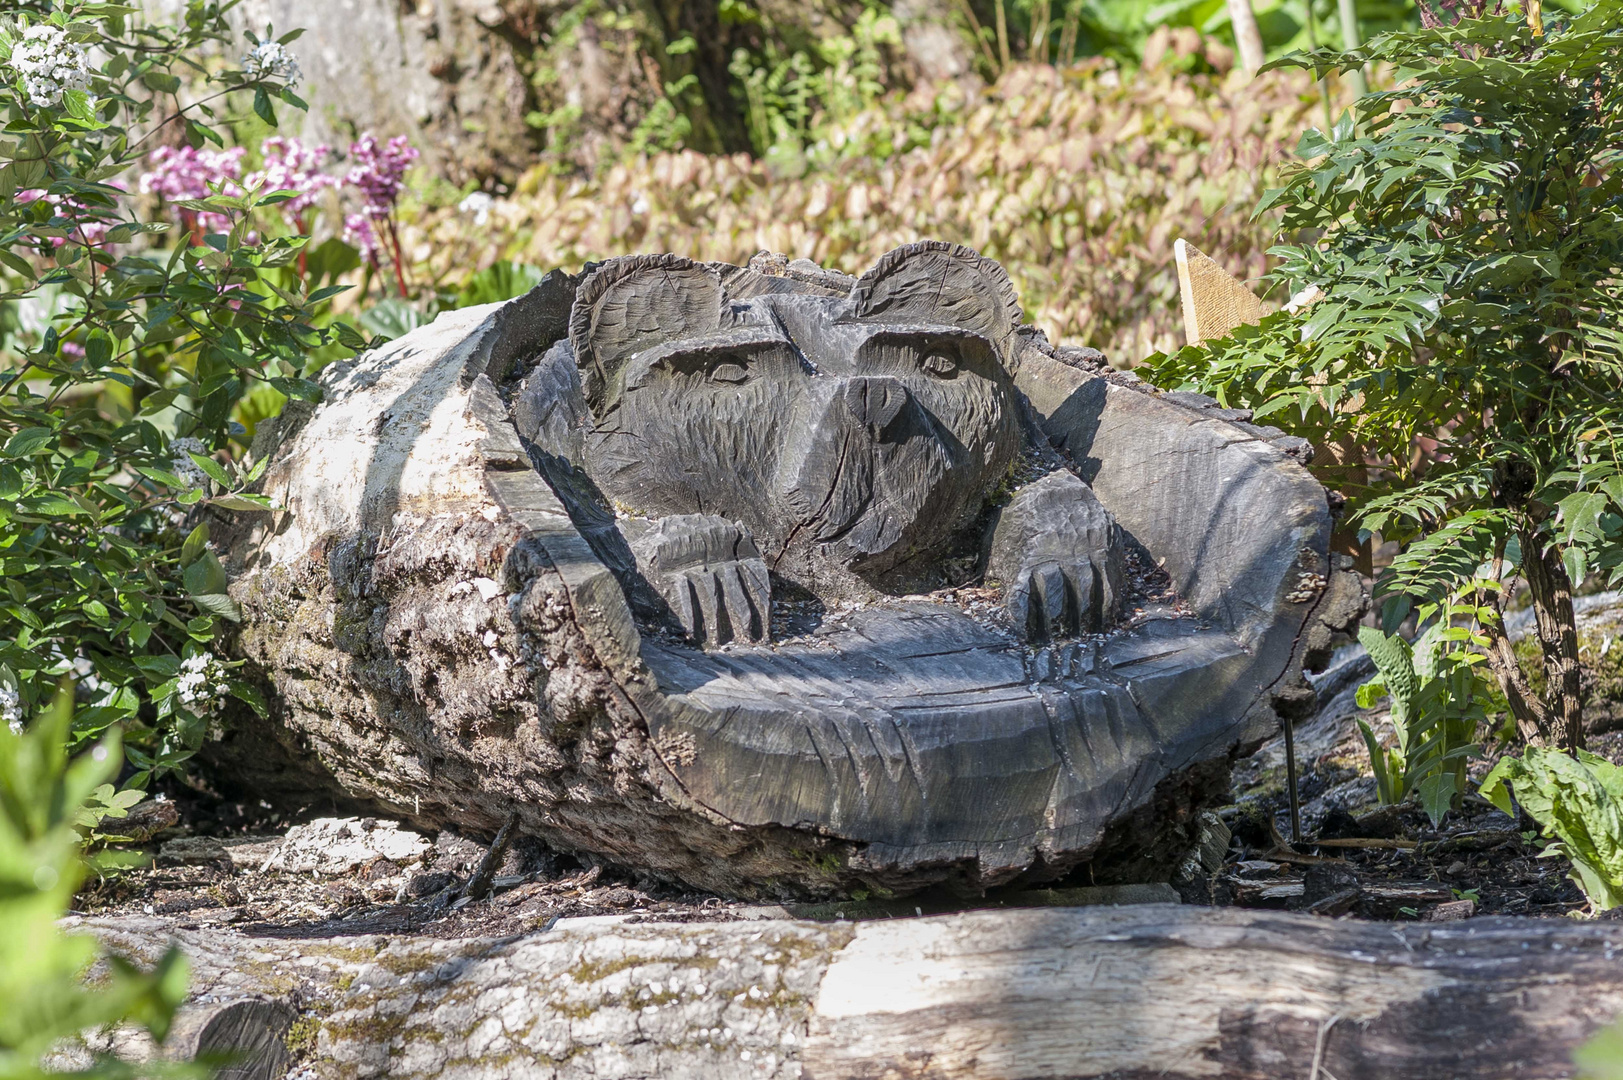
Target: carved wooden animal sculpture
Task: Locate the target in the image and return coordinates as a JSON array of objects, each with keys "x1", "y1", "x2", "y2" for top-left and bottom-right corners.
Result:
[
  {"x1": 521, "y1": 241, "x2": 1123, "y2": 647},
  {"x1": 228, "y1": 237, "x2": 1360, "y2": 897}
]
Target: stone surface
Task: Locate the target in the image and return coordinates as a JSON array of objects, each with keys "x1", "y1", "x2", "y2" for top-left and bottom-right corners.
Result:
[
  {"x1": 263, "y1": 817, "x2": 432, "y2": 875},
  {"x1": 218, "y1": 244, "x2": 1362, "y2": 897},
  {"x1": 78, "y1": 906, "x2": 1623, "y2": 1080}
]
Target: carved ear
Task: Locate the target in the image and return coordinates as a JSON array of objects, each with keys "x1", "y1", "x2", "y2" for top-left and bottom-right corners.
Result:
[
  {"x1": 849, "y1": 242, "x2": 1023, "y2": 355},
  {"x1": 570, "y1": 254, "x2": 724, "y2": 413}
]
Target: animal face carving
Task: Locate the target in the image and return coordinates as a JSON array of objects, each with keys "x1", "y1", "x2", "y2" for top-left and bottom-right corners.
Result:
[{"x1": 572, "y1": 244, "x2": 1026, "y2": 583}]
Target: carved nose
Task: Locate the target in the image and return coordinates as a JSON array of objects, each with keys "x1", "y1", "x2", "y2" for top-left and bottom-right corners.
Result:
[{"x1": 841, "y1": 376, "x2": 907, "y2": 429}]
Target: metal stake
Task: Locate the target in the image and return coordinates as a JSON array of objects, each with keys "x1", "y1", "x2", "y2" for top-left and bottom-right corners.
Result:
[{"x1": 1284, "y1": 710, "x2": 1302, "y2": 843}]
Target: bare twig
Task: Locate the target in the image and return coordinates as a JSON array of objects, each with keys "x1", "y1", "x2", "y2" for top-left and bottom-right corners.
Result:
[
  {"x1": 460, "y1": 812, "x2": 521, "y2": 903},
  {"x1": 1309, "y1": 1012, "x2": 1343, "y2": 1080}
]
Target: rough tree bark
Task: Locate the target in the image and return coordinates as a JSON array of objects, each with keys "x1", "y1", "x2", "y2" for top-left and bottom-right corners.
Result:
[
  {"x1": 1520, "y1": 523, "x2": 1586, "y2": 751},
  {"x1": 215, "y1": 257, "x2": 1361, "y2": 899},
  {"x1": 76, "y1": 906, "x2": 1623, "y2": 1080}
]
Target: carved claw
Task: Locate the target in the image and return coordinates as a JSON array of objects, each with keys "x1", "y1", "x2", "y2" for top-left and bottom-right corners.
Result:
[
  {"x1": 987, "y1": 470, "x2": 1125, "y2": 644},
  {"x1": 627, "y1": 514, "x2": 772, "y2": 647},
  {"x1": 668, "y1": 560, "x2": 772, "y2": 646},
  {"x1": 1007, "y1": 558, "x2": 1100, "y2": 643}
]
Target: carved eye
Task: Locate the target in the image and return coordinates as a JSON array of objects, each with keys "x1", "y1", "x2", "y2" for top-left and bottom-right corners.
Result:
[
  {"x1": 921, "y1": 350, "x2": 957, "y2": 377},
  {"x1": 710, "y1": 362, "x2": 749, "y2": 383}
]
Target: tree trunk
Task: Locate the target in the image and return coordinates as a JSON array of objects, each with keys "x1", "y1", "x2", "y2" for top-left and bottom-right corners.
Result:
[
  {"x1": 1226, "y1": 0, "x2": 1266, "y2": 75},
  {"x1": 1484, "y1": 617, "x2": 1553, "y2": 744},
  {"x1": 77, "y1": 906, "x2": 1623, "y2": 1080},
  {"x1": 652, "y1": 0, "x2": 752, "y2": 155},
  {"x1": 1520, "y1": 524, "x2": 1586, "y2": 751},
  {"x1": 1480, "y1": 547, "x2": 1554, "y2": 745}
]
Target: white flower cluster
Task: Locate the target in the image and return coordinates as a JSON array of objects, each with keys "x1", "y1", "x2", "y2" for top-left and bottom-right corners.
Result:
[
  {"x1": 169, "y1": 436, "x2": 209, "y2": 489},
  {"x1": 458, "y1": 191, "x2": 493, "y2": 226},
  {"x1": 242, "y1": 41, "x2": 301, "y2": 87},
  {"x1": 1, "y1": 685, "x2": 22, "y2": 736},
  {"x1": 9, "y1": 24, "x2": 91, "y2": 109},
  {"x1": 177, "y1": 652, "x2": 224, "y2": 713}
]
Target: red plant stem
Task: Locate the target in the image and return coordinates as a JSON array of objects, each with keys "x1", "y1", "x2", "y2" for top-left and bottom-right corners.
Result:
[{"x1": 385, "y1": 215, "x2": 409, "y2": 298}]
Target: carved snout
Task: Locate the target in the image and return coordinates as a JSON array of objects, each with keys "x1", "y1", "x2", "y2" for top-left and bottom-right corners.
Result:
[{"x1": 840, "y1": 376, "x2": 908, "y2": 429}]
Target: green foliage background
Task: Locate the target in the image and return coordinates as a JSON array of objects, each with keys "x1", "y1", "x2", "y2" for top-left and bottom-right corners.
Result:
[
  {"x1": 0, "y1": 1, "x2": 357, "y2": 783},
  {"x1": 1145, "y1": 2, "x2": 1623, "y2": 749}
]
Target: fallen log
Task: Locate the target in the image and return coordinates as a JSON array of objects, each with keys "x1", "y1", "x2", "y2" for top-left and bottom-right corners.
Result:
[
  {"x1": 77, "y1": 906, "x2": 1623, "y2": 1079},
  {"x1": 214, "y1": 246, "x2": 1362, "y2": 897}
]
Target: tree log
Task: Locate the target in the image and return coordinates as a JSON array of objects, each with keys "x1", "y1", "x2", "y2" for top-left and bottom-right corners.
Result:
[
  {"x1": 77, "y1": 906, "x2": 1623, "y2": 1079},
  {"x1": 216, "y1": 250, "x2": 1363, "y2": 897}
]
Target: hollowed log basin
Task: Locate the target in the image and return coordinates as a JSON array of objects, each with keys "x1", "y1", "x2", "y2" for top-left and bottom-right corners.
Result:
[{"x1": 221, "y1": 246, "x2": 1363, "y2": 897}]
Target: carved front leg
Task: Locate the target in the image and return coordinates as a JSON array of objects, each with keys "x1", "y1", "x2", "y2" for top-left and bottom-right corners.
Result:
[
  {"x1": 988, "y1": 470, "x2": 1125, "y2": 642},
  {"x1": 625, "y1": 514, "x2": 772, "y2": 646}
]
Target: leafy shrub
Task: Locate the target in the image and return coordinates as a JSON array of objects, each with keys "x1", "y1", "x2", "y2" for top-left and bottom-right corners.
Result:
[
  {"x1": 1355, "y1": 617, "x2": 1492, "y2": 825},
  {"x1": 0, "y1": 2, "x2": 358, "y2": 775},
  {"x1": 1144, "y1": 3, "x2": 1623, "y2": 749},
  {"x1": 419, "y1": 55, "x2": 1338, "y2": 361},
  {"x1": 0, "y1": 688, "x2": 190, "y2": 1078},
  {"x1": 999, "y1": 0, "x2": 1421, "y2": 72},
  {"x1": 1482, "y1": 745, "x2": 1623, "y2": 912},
  {"x1": 729, "y1": 7, "x2": 904, "y2": 175}
]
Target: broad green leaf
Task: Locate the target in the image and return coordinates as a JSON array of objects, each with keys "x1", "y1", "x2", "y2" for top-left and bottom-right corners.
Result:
[
  {"x1": 189, "y1": 592, "x2": 241, "y2": 622},
  {"x1": 180, "y1": 523, "x2": 209, "y2": 566},
  {"x1": 185, "y1": 451, "x2": 231, "y2": 488},
  {"x1": 209, "y1": 493, "x2": 276, "y2": 512},
  {"x1": 3, "y1": 428, "x2": 55, "y2": 459}
]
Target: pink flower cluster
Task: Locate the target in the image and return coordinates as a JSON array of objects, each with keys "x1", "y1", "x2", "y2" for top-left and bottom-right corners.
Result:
[
  {"x1": 243, "y1": 136, "x2": 337, "y2": 217},
  {"x1": 342, "y1": 212, "x2": 379, "y2": 262},
  {"x1": 138, "y1": 145, "x2": 246, "y2": 232},
  {"x1": 136, "y1": 132, "x2": 417, "y2": 278},
  {"x1": 345, "y1": 134, "x2": 419, "y2": 220}
]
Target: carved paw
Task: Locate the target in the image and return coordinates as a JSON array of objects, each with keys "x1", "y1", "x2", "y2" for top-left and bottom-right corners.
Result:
[
  {"x1": 987, "y1": 470, "x2": 1125, "y2": 644},
  {"x1": 1007, "y1": 557, "x2": 1104, "y2": 643},
  {"x1": 626, "y1": 514, "x2": 772, "y2": 646}
]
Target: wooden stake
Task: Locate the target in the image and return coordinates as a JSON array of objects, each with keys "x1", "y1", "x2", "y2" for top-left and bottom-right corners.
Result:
[{"x1": 1174, "y1": 238, "x2": 1267, "y2": 347}]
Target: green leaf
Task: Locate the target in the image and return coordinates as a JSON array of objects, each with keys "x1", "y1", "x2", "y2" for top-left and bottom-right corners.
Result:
[
  {"x1": 141, "y1": 70, "x2": 181, "y2": 94},
  {"x1": 189, "y1": 592, "x2": 241, "y2": 622},
  {"x1": 1479, "y1": 748, "x2": 1623, "y2": 911},
  {"x1": 303, "y1": 237, "x2": 362, "y2": 284},
  {"x1": 1359, "y1": 626, "x2": 1419, "y2": 723},
  {"x1": 1559, "y1": 491, "x2": 1609, "y2": 545},
  {"x1": 228, "y1": 680, "x2": 268, "y2": 717},
  {"x1": 3, "y1": 428, "x2": 55, "y2": 459},
  {"x1": 252, "y1": 86, "x2": 276, "y2": 127},
  {"x1": 1358, "y1": 717, "x2": 1396, "y2": 805},
  {"x1": 268, "y1": 376, "x2": 321, "y2": 402},
  {"x1": 138, "y1": 388, "x2": 180, "y2": 415},
  {"x1": 209, "y1": 493, "x2": 276, "y2": 512},
  {"x1": 186, "y1": 451, "x2": 231, "y2": 488},
  {"x1": 136, "y1": 466, "x2": 190, "y2": 490},
  {"x1": 1566, "y1": 546, "x2": 1590, "y2": 590},
  {"x1": 359, "y1": 298, "x2": 428, "y2": 341},
  {"x1": 182, "y1": 550, "x2": 228, "y2": 597},
  {"x1": 1415, "y1": 771, "x2": 1458, "y2": 828},
  {"x1": 180, "y1": 523, "x2": 209, "y2": 566}
]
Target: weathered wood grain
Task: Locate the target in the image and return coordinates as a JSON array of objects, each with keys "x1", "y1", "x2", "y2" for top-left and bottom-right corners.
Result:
[
  {"x1": 217, "y1": 246, "x2": 1362, "y2": 896},
  {"x1": 78, "y1": 907, "x2": 1623, "y2": 1080}
]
